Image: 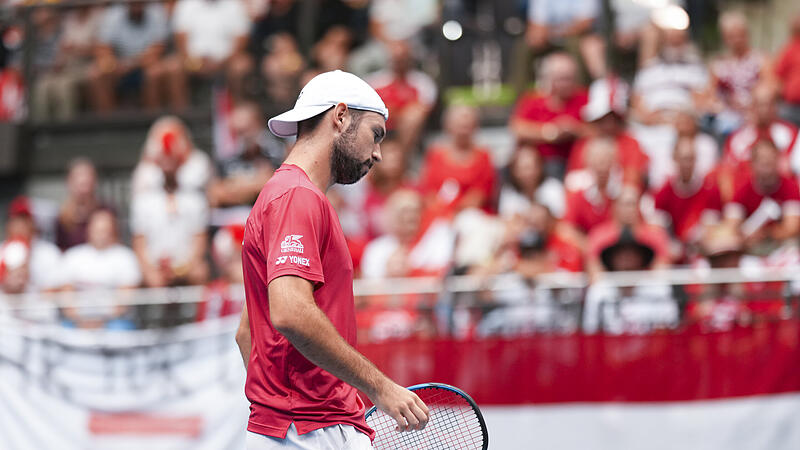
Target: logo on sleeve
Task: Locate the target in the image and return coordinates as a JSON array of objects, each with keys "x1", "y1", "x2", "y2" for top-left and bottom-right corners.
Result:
[
  {"x1": 280, "y1": 235, "x2": 304, "y2": 253},
  {"x1": 275, "y1": 255, "x2": 310, "y2": 267}
]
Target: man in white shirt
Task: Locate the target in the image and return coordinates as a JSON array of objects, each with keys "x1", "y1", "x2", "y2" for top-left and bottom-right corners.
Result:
[
  {"x1": 163, "y1": 0, "x2": 253, "y2": 108},
  {"x1": 62, "y1": 209, "x2": 141, "y2": 290},
  {"x1": 131, "y1": 189, "x2": 209, "y2": 287},
  {"x1": 361, "y1": 189, "x2": 453, "y2": 279},
  {"x1": 61, "y1": 209, "x2": 141, "y2": 329}
]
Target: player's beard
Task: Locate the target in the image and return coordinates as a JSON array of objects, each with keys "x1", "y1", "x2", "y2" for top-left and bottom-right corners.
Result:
[{"x1": 331, "y1": 127, "x2": 373, "y2": 185}]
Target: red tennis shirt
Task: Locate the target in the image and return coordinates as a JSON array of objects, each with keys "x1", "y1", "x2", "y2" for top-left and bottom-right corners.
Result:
[{"x1": 241, "y1": 164, "x2": 374, "y2": 440}]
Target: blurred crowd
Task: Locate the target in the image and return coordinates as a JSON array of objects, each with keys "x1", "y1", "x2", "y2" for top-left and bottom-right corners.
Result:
[{"x1": 2, "y1": 0, "x2": 800, "y2": 338}]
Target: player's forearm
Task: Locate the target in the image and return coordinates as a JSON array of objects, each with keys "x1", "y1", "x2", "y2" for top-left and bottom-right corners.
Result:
[{"x1": 274, "y1": 301, "x2": 390, "y2": 398}]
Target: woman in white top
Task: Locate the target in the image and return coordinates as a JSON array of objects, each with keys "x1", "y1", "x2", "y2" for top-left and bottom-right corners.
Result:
[{"x1": 498, "y1": 143, "x2": 565, "y2": 219}]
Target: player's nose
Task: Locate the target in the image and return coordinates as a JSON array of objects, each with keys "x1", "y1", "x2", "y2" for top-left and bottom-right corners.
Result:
[{"x1": 372, "y1": 145, "x2": 382, "y2": 163}]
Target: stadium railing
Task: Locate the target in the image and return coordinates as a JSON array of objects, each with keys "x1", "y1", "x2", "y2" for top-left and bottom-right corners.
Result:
[{"x1": 2, "y1": 267, "x2": 799, "y2": 340}]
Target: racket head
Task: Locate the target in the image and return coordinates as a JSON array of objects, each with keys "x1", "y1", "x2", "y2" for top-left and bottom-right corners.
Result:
[{"x1": 365, "y1": 382, "x2": 489, "y2": 450}]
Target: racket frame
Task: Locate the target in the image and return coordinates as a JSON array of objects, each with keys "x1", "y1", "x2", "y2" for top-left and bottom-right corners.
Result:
[{"x1": 365, "y1": 382, "x2": 489, "y2": 450}]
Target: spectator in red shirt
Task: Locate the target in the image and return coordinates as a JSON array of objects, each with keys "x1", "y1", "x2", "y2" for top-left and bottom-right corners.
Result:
[
  {"x1": 510, "y1": 52, "x2": 589, "y2": 177},
  {"x1": 775, "y1": 14, "x2": 800, "y2": 126},
  {"x1": 722, "y1": 84, "x2": 800, "y2": 192},
  {"x1": 724, "y1": 139, "x2": 800, "y2": 251},
  {"x1": 653, "y1": 136, "x2": 723, "y2": 250},
  {"x1": 587, "y1": 185, "x2": 671, "y2": 277},
  {"x1": 367, "y1": 40, "x2": 437, "y2": 150},
  {"x1": 562, "y1": 137, "x2": 621, "y2": 243},
  {"x1": 476, "y1": 201, "x2": 583, "y2": 281},
  {"x1": 687, "y1": 224, "x2": 785, "y2": 330},
  {"x1": 198, "y1": 224, "x2": 246, "y2": 322},
  {"x1": 419, "y1": 104, "x2": 497, "y2": 217},
  {"x1": 583, "y1": 220, "x2": 678, "y2": 334},
  {"x1": 362, "y1": 137, "x2": 413, "y2": 239},
  {"x1": 515, "y1": 202, "x2": 583, "y2": 275},
  {"x1": 567, "y1": 77, "x2": 649, "y2": 188}
]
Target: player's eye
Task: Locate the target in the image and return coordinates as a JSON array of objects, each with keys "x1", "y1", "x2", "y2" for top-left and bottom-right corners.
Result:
[{"x1": 373, "y1": 128, "x2": 385, "y2": 144}]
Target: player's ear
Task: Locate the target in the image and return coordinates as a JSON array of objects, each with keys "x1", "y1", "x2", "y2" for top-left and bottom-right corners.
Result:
[{"x1": 332, "y1": 103, "x2": 348, "y2": 134}]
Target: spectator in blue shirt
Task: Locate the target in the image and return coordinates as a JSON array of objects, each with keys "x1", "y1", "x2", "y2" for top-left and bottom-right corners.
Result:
[{"x1": 87, "y1": 2, "x2": 169, "y2": 112}]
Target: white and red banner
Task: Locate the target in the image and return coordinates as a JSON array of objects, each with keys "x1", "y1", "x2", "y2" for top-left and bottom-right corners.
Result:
[
  {"x1": 0, "y1": 315, "x2": 250, "y2": 450},
  {"x1": 360, "y1": 319, "x2": 800, "y2": 449},
  {"x1": 2, "y1": 314, "x2": 800, "y2": 449}
]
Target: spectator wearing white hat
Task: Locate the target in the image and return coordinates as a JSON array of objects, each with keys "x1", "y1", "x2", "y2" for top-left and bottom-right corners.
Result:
[{"x1": 566, "y1": 77, "x2": 649, "y2": 189}]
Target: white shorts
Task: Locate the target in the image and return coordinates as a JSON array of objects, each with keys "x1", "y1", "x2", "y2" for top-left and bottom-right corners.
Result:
[{"x1": 246, "y1": 423, "x2": 373, "y2": 450}]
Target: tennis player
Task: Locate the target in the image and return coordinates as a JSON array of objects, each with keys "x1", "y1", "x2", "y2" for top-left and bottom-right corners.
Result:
[{"x1": 236, "y1": 70, "x2": 429, "y2": 449}]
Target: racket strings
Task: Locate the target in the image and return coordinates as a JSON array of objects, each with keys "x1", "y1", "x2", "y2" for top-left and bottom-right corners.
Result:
[{"x1": 366, "y1": 387, "x2": 486, "y2": 449}]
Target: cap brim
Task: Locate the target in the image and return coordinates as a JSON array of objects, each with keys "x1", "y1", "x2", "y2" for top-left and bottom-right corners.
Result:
[
  {"x1": 582, "y1": 106, "x2": 621, "y2": 122},
  {"x1": 268, "y1": 104, "x2": 335, "y2": 138}
]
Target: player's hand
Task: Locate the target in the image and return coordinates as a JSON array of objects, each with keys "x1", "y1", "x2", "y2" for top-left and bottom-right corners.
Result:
[{"x1": 372, "y1": 381, "x2": 429, "y2": 432}]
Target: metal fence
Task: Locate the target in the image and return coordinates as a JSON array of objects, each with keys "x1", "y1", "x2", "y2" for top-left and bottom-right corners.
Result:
[{"x1": 3, "y1": 267, "x2": 800, "y2": 342}]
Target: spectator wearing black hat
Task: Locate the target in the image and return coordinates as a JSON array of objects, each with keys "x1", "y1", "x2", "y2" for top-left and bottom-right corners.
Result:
[
  {"x1": 586, "y1": 185, "x2": 671, "y2": 277},
  {"x1": 582, "y1": 221, "x2": 679, "y2": 334}
]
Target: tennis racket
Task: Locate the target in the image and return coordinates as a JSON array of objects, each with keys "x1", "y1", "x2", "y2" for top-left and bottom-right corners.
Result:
[{"x1": 365, "y1": 382, "x2": 489, "y2": 450}]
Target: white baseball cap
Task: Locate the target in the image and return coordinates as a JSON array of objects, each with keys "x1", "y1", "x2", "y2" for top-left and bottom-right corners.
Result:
[
  {"x1": 582, "y1": 77, "x2": 629, "y2": 122},
  {"x1": 268, "y1": 70, "x2": 389, "y2": 138}
]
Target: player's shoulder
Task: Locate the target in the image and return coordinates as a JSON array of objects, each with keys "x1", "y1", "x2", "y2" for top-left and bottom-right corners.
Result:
[{"x1": 255, "y1": 165, "x2": 328, "y2": 211}]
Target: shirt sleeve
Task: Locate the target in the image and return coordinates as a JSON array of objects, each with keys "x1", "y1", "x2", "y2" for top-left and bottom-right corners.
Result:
[
  {"x1": 417, "y1": 150, "x2": 439, "y2": 195},
  {"x1": 780, "y1": 179, "x2": 800, "y2": 217},
  {"x1": 409, "y1": 72, "x2": 438, "y2": 106},
  {"x1": 182, "y1": 192, "x2": 210, "y2": 234},
  {"x1": 227, "y1": 0, "x2": 251, "y2": 36},
  {"x1": 265, "y1": 187, "x2": 327, "y2": 286},
  {"x1": 528, "y1": 0, "x2": 549, "y2": 24},
  {"x1": 562, "y1": 190, "x2": 581, "y2": 227},
  {"x1": 573, "y1": 0, "x2": 599, "y2": 20},
  {"x1": 97, "y1": 7, "x2": 119, "y2": 45},
  {"x1": 725, "y1": 184, "x2": 749, "y2": 220},
  {"x1": 774, "y1": 46, "x2": 790, "y2": 80},
  {"x1": 172, "y1": 0, "x2": 191, "y2": 33},
  {"x1": 147, "y1": 4, "x2": 169, "y2": 44},
  {"x1": 129, "y1": 195, "x2": 149, "y2": 235},
  {"x1": 116, "y1": 247, "x2": 143, "y2": 287}
]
